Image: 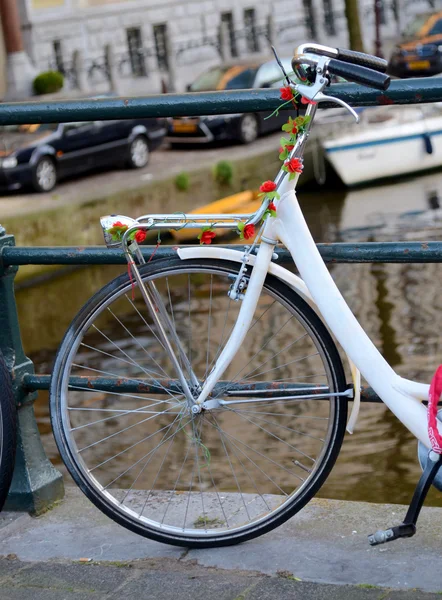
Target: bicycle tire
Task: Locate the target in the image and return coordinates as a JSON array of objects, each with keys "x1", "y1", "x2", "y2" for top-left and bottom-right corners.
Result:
[
  {"x1": 50, "y1": 256, "x2": 348, "y2": 547},
  {"x1": 0, "y1": 350, "x2": 17, "y2": 511}
]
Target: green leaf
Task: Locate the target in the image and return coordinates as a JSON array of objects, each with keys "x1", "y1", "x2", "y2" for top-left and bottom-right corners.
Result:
[
  {"x1": 281, "y1": 123, "x2": 292, "y2": 133},
  {"x1": 289, "y1": 172, "x2": 297, "y2": 181},
  {"x1": 237, "y1": 222, "x2": 245, "y2": 231},
  {"x1": 279, "y1": 150, "x2": 288, "y2": 161}
]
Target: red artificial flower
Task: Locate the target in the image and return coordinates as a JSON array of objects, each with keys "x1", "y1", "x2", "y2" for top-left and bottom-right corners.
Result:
[
  {"x1": 243, "y1": 224, "x2": 255, "y2": 240},
  {"x1": 259, "y1": 180, "x2": 277, "y2": 193},
  {"x1": 285, "y1": 157, "x2": 303, "y2": 174},
  {"x1": 301, "y1": 96, "x2": 317, "y2": 105},
  {"x1": 268, "y1": 202, "x2": 276, "y2": 212},
  {"x1": 200, "y1": 230, "x2": 216, "y2": 244},
  {"x1": 280, "y1": 86, "x2": 294, "y2": 101},
  {"x1": 288, "y1": 121, "x2": 298, "y2": 134},
  {"x1": 286, "y1": 144, "x2": 294, "y2": 152},
  {"x1": 135, "y1": 229, "x2": 146, "y2": 243},
  {"x1": 279, "y1": 146, "x2": 284, "y2": 153},
  {"x1": 112, "y1": 221, "x2": 125, "y2": 228}
]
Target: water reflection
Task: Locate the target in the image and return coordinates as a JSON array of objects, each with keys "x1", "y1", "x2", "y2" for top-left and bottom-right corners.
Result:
[{"x1": 18, "y1": 169, "x2": 442, "y2": 507}]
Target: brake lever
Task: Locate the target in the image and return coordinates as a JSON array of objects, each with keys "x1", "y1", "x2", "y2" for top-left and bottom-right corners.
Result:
[
  {"x1": 291, "y1": 53, "x2": 359, "y2": 123},
  {"x1": 314, "y1": 92, "x2": 360, "y2": 123}
]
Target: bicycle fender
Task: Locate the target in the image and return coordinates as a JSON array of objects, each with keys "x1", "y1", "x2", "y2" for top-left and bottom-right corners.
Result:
[
  {"x1": 176, "y1": 246, "x2": 312, "y2": 302},
  {"x1": 177, "y1": 246, "x2": 360, "y2": 432}
]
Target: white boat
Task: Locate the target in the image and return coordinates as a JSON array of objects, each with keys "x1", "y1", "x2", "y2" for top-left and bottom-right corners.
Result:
[{"x1": 322, "y1": 104, "x2": 442, "y2": 186}]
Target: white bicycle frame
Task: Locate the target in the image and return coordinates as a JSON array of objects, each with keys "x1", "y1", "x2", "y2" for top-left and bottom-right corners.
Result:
[
  {"x1": 177, "y1": 126, "x2": 437, "y2": 452},
  {"x1": 108, "y1": 50, "x2": 439, "y2": 454}
]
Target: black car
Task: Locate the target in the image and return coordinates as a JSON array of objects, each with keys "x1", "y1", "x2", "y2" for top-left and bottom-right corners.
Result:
[
  {"x1": 167, "y1": 58, "x2": 295, "y2": 146},
  {"x1": 0, "y1": 117, "x2": 166, "y2": 192}
]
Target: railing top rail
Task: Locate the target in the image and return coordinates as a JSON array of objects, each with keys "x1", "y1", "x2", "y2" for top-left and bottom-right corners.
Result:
[
  {"x1": 2, "y1": 243, "x2": 442, "y2": 266},
  {"x1": 1, "y1": 78, "x2": 442, "y2": 125}
]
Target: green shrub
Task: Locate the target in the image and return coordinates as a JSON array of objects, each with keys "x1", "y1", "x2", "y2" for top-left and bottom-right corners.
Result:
[
  {"x1": 213, "y1": 160, "x2": 234, "y2": 185},
  {"x1": 33, "y1": 71, "x2": 64, "y2": 95},
  {"x1": 175, "y1": 172, "x2": 190, "y2": 191}
]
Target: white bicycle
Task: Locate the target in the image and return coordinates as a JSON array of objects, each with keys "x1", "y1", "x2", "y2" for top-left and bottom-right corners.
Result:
[{"x1": 50, "y1": 43, "x2": 442, "y2": 548}]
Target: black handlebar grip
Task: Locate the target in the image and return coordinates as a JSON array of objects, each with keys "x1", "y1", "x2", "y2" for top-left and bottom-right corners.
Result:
[
  {"x1": 327, "y1": 59, "x2": 391, "y2": 91},
  {"x1": 336, "y1": 48, "x2": 388, "y2": 73}
]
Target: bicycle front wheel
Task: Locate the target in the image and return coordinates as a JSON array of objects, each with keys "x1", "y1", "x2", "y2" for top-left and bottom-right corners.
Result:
[{"x1": 50, "y1": 257, "x2": 347, "y2": 547}]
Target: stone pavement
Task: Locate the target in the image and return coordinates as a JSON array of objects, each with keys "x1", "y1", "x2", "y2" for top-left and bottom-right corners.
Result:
[
  {"x1": 2, "y1": 487, "x2": 442, "y2": 599},
  {"x1": 1, "y1": 556, "x2": 442, "y2": 600}
]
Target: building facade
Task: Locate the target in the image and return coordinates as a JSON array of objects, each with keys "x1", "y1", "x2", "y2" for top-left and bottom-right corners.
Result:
[{"x1": 13, "y1": 0, "x2": 442, "y2": 97}]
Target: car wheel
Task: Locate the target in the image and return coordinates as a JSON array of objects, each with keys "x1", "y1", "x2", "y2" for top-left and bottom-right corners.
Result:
[
  {"x1": 128, "y1": 136, "x2": 150, "y2": 168},
  {"x1": 32, "y1": 156, "x2": 57, "y2": 193},
  {"x1": 237, "y1": 114, "x2": 259, "y2": 144}
]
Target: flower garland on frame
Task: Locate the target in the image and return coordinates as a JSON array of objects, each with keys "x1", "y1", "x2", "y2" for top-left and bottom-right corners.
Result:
[{"x1": 106, "y1": 85, "x2": 313, "y2": 247}]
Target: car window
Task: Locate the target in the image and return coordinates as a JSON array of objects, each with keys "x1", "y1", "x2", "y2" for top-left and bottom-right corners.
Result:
[
  {"x1": 189, "y1": 67, "x2": 230, "y2": 92},
  {"x1": 402, "y1": 13, "x2": 433, "y2": 40},
  {"x1": 63, "y1": 122, "x2": 95, "y2": 134},
  {"x1": 224, "y1": 67, "x2": 258, "y2": 90},
  {"x1": 255, "y1": 59, "x2": 296, "y2": 88},
  {"x1": 429, "y1": 18, "x2": 442, "y2": 36}
]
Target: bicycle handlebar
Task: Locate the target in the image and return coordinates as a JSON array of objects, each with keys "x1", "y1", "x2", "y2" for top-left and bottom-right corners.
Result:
[
  {"x1": 327, "y1": 58, "x2": 390, "y2": 91},
  {"x1": 291, "y1": 49, "x2": 391, "y2": 92},
  {"x1": 296, "y1": 43, "x2": 388, "y2": 73},
  {"x1": 335, "y1": 48, "x2": 387, "y2": 73}
]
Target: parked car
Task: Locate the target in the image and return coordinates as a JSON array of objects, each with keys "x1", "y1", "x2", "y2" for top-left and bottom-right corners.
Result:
[
  {"x1": 167, "y1": 58, "x2": 295, "y2": 146},
  {"x1": 0, "y1": 117, "x2": 166, "y2": 192},
  {"x1": 388, "y1": 11, "x2": 442, "y2": 77}
]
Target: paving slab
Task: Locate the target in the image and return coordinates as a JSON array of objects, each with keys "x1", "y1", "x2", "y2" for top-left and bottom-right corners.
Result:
[
  {"x1": 1, "y1": 557, "x2": 442, "y2": 600},
  {"x1": 2, "y1": 487, "x2": 442, "y2": 594}
]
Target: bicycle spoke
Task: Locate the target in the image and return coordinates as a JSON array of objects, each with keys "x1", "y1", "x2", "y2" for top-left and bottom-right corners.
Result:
[
  {"x1": 78, "y1": 404, "x2": 182, "y2": 453},
  {"x1": 70, "y1": 398, "x2": 182, "y2": 431},
  {"x1": 137, "y1": 413, "x2": 186, "y2": 519},
  {"x1": 106, "y1": 306, "x2": 171, "y2": 379},
  {"x1": 119, "y1": 411, "x2": 183, "y2": 506},
  {"x1": 227, "y1": 405, "x2": 325, "y2": 444},
  {"x1": 101, "y1": 416, "x2": 192, "y2": 488},
  {"x1": 208, "y1": 411, "x2": 268, "y2": 517},
  {"x1": 204, "y1": 275, "x2": 213, "y2": 380},
  {"x1": 241, "y1": 352, "x2": 321, "y2": 382},
  {"x1": 205, "y1": 415, "x2": 291, "y2": 495}
]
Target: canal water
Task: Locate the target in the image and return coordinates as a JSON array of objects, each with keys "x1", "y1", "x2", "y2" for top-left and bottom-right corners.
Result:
[{"x1": 17, "y1": 168, "x2": 442, "y2": 508}]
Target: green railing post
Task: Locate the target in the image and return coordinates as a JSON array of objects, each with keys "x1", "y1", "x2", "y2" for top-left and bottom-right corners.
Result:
[{"x1": 0, "y1": 226, "x2": 64, "y2": 514}]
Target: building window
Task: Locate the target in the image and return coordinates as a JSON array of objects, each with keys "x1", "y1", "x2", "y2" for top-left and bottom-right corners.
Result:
[
  {"x1": 153, "y1": 24, "x2": 169, "y2": 72},
  {"x1": 53, "y1": 40, "x2": 65, "y2": 74},
  {"x1": 323, "y1": 0, "x2": 336, "y2": 35},
  {"x1": 244, "y1": 8, "x2": 259, "y2": 53},
  {"x1": 221, "y1": 12, "x2": 238, "y2": 58},
  {"x1": 302, "y1": 0, "x2": 317, "y2": 39},
  {"x1": 126, "y1": 27, "x2": 147, "y2": 77}
]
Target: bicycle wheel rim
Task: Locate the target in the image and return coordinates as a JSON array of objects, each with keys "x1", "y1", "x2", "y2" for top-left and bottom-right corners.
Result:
[{"x1": 51, "y1": 258, "x2": 347, "y2": 546}]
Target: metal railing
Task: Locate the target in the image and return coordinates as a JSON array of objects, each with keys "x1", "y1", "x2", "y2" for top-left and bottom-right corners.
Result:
[{"x1": 2, "y1": 77, "x2": 442, "y2": 513}]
